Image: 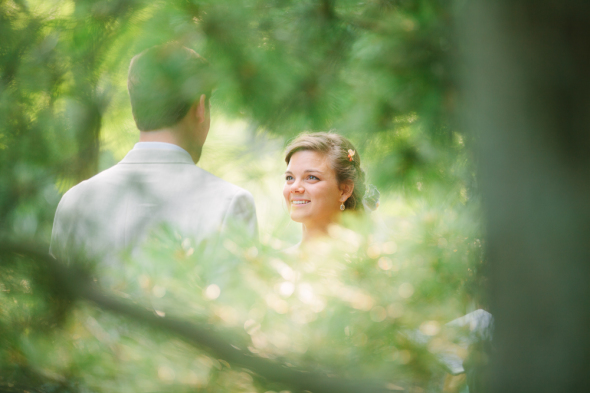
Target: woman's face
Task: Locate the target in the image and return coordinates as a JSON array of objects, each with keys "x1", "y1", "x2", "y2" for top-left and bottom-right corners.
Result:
[{"x1": 283, "y1": 150, "x2": 344, "y2": 231}]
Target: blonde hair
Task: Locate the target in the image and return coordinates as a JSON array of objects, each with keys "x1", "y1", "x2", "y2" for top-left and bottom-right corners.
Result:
[{"x1": 284, "y1": 132, "x2": 367, "y2": 211}]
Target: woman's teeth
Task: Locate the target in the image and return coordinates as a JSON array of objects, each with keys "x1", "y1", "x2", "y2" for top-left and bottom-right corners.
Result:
[{"x1": 292, "y1": 200, "x2": 310, "y2": 205}]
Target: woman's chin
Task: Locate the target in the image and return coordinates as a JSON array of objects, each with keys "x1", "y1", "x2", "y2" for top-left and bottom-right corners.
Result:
[
  {"x1": 289, "y1": 212, "x2": 306, "y2": 224},
  {"x1": 289, "y1": 211, "x2": 338, "y2": 230}
]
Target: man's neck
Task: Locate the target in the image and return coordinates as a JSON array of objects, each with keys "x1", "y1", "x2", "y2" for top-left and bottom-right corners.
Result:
[
  {"x1": 139, "y1": 128, "x2": 182, "y2": 146},
  {"x1": 139, "y1": 127, "x2": 202, "y2": 163}
]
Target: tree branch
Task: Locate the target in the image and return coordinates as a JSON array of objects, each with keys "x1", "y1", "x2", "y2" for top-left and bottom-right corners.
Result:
[{"x1": 0, "y1": 242, "x2": 398, "y2": 393}]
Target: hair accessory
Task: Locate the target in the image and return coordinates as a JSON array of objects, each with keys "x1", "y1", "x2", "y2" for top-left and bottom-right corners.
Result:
[
  {"x1": 340, "y1": 203, "x2": 345, "y2": 211},
  {"x1": 347, "y1": 149, "x2": 355, "y2": 162}
]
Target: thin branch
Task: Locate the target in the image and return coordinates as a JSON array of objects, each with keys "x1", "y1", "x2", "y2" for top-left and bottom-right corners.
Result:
[{"x1": 0, "y1": 242, "x2": 398, "y2": 393}]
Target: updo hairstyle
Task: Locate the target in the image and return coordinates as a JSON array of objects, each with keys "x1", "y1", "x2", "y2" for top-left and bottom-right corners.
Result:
[{"x1": 284, "y1": 132, "x2": 370, "y2": 212}]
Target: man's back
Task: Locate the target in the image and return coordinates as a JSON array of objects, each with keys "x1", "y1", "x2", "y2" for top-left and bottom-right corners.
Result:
[{"x1": 50, "y1": 147, "x2": 257, "y2": 266}]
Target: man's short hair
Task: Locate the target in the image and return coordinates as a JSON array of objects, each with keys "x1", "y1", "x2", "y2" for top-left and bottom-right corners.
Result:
[{"x1": 128, "y1": 43, "x2": 213, "y2": 131}]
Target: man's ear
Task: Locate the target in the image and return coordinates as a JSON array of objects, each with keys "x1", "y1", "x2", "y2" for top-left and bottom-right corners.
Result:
[
  {"x1": 339, "y1": 181, "x2": 354, "y2": 202},
  {"x1": 196, "y1": 94, "x2": 207, "y2": 123}
]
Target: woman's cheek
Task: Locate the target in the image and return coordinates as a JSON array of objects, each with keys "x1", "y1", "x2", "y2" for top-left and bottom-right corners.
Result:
[{"x1": 282, "y1": 186, "x2": 290, "y2": 209}]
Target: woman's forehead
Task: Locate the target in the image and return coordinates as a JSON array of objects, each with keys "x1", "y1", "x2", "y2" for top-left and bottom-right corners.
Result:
[
  {"x1": 289, "y1": 150, "x2": 328, "y2": 165},
  {"x1": 287, "y1": 150, "x2": 331, "y2": 170}
]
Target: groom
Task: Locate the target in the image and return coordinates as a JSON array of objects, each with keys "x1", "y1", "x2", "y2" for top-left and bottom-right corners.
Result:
[{"x1": 50, "y1": 44, "x2": 258, "y2": 266}]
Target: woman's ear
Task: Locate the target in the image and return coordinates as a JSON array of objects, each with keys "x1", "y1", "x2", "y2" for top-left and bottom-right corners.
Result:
[{"x1": 339, "y1": 181, "x2": 354, "y2": 202}]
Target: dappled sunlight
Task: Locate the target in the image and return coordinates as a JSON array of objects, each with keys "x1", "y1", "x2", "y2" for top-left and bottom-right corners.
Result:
[{"x1": 0, "y1": 1, "x2": 488, "y2": 392}]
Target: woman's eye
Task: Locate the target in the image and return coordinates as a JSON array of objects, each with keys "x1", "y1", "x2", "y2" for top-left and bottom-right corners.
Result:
[
  {"x1": 285, "y1": 175, "x2": 293, "y2": 181},
  {"x1": 307, "y1": 175, "x2": 319, "y2": 180}
]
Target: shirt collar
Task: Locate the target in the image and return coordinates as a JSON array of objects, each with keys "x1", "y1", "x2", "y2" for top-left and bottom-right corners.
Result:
[
  {"x1": 121, "y1": 143, "x2": 194, "y2": 164},
  {"x1": 133, "y1": 142, "x2": 189, "y2": 155}
]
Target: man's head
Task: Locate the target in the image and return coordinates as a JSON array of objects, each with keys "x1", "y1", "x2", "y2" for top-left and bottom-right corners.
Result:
[{"x1": 128, "y1": 43, "x2": 214, "y2": 160}]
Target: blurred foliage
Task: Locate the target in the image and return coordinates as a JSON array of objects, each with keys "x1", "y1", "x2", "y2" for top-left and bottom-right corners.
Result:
[{"x1": 0, "y1": 0, "x2": 483, "y2": 392}]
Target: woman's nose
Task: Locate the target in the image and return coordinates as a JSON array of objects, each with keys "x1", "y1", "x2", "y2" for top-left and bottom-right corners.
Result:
[{"x1": 290, "y1": 180, "x2": 304, "y2": 193}]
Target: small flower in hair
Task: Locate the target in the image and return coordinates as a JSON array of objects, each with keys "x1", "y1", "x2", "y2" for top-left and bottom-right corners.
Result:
[{"x1": 347, "y1": 149, "x2": 355, "y2": 162}]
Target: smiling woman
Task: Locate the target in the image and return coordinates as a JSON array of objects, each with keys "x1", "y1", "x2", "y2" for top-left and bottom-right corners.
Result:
[{"x1": 283, "y1": 132, "x2": 378, "y2": 244}]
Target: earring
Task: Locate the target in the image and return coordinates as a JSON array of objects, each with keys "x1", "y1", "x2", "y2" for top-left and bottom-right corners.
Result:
[{"x1": 340, "y1": 203, "x2": 345, "y2": 211}]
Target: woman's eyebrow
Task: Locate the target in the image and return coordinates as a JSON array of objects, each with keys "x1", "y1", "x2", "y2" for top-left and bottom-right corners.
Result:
[{"x1": 284, "y1": 169, "x2": 324, "y2": 175}]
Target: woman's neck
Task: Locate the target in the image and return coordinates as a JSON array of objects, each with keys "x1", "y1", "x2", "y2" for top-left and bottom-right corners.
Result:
[{"x1": 301, "y1": 223, "x2": 330, "y2": 244}]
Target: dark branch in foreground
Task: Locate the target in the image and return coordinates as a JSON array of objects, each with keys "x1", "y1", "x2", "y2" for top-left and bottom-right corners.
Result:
[{"x1": 0, "y1": 242, "x2": 398, "y2": 393}]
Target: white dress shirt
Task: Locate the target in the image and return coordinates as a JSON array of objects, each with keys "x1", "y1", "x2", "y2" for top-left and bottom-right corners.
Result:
[{"x1": 50, "y1": 143, "x2": 258, "y2": 266}]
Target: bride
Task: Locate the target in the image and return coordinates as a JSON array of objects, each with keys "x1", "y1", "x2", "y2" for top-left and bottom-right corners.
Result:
[
  {"x1": 282, "y1": 132, "x2": 378, "y2": 246},
  {"x1": 282, "y1": 133, "x2": 492, "y2": 388}
]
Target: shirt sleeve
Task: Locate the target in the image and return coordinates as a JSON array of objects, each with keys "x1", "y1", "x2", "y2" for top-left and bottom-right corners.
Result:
[
  {"x1": 49, "y1": 190, "x2": 72, "y2": 262},
  {"x1": 220, "y1": 190, "x2": 259, "y2": 242}
]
